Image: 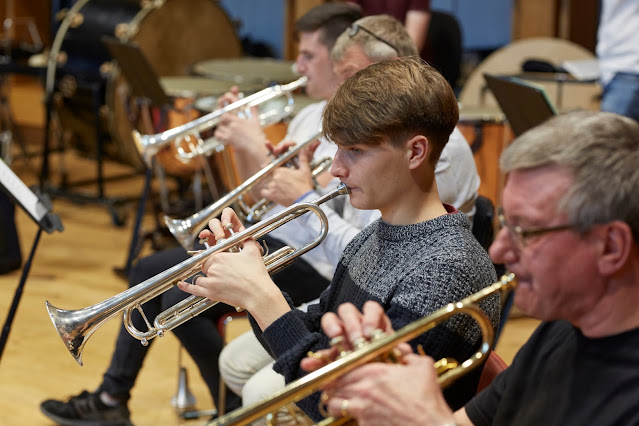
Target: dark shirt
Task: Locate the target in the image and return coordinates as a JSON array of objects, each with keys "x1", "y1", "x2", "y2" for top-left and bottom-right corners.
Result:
[
  {"x1": 466, "y1": 320, "x2": 639, "y2": 425},
  {"x1": 350, "y1": 0, "x2": 430, "y2": 20}
]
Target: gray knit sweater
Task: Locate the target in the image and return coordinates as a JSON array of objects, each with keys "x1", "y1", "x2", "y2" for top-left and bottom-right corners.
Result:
[{"x1": 255, "y1": 207, "x2": 499, "y2": 419}]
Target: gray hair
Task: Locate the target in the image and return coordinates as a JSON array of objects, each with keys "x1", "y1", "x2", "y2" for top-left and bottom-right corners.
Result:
[
  {"x1": 501, "y1": 110, "x2": 639, "y2": 239},
  {"x1": 331, "y1": 15, "x2": 419, "y2": 62}
]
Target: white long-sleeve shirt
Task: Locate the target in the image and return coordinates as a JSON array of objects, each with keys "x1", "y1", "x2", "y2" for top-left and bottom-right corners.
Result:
[{"x1": 265, "y1": 101, "x2": 479, "y2": 280}]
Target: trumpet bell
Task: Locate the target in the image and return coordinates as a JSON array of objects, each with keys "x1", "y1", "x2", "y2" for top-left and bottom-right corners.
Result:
[{"x1": 45, "y1": 300, "x2": 111, "y2": 366}]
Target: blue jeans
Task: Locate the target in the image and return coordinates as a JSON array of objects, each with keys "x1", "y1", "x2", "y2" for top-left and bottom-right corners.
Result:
[{"x1": 601, "y1": 72, "x2": 639, "y2": 123}]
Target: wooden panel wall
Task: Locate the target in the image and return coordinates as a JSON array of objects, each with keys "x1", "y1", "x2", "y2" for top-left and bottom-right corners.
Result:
[
  {"x1": 512, "y1": 0, "x2": 598, "y2": 52},
  {"x1": 283, "y1": 0, "x2": 326, "y2": 60},
  {"x1": 0, "y1": 0, "x2": 51, "y2": 47}
]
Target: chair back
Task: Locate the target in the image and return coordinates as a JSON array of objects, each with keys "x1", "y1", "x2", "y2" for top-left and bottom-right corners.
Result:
[
  {"x1": 424, "y1": 11, "x2": 462, "y2": 91},
  {"x1": 477, "y1": 350, "x2": 508, "y2": 394},
  {"x1": 472, "y1": 195, "x2": 496, "y2": 251}
]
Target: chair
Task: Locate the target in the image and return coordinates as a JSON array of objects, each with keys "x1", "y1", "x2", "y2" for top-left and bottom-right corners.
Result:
[
  {"x1": 425, "y1": 11, "x2": 463, "y2": 92},
  {"x1": 471, "y1": 195, "x2": 496, "y2": 251},
  {"x1": 459, "y1": 37, "x2": 600, "y2": 111},
  {"x1": 216, "y1": 311, "x2": 250, "y2": 417},
  {"x1": 476, "y1": 350, "x2": 508, "y2": 394},
  {"x1": 470, "y1": 195, "x2": 513, "y2": 347}
]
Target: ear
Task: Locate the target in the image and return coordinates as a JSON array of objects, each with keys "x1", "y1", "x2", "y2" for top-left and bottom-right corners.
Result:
[
  {"x1": 406, "y1": 134, "x2": 429, "y2": 170},
  {"x1": 597, "y1": 221, "x2": 633, "y2": 276}
]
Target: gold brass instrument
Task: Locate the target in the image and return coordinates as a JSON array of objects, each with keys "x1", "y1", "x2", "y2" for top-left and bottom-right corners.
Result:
[
  {"x1": 132, "y1": 76, "x2": 308, "y2": 167},
  {"x1": 45, "y1": 183, "x2": 351, "y2": 366},
  {"x1": 164, "y1": 133, "x2": 332, "y2": 251},
  {"x1": 208, "y1": 274, "x2": 517, "y2": 426}
]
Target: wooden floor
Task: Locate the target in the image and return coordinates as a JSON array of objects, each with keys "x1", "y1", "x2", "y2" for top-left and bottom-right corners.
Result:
[{"x1": 0, "y1": 149, "x2": 540, "y2": 425}]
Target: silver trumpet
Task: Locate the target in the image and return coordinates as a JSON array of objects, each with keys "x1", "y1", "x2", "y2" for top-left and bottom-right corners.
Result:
[
  {"x1": 165, "y1": 133, "x2": 332, "y2": 251},
  {"x1": 132, "y1": 76, "x2": 308, "y2": 167},
  {"x1": 46, "y1": 183, "x2": 351, "y2": 366}
]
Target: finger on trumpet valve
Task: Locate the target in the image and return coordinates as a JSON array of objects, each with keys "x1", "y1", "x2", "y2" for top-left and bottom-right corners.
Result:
[
  {"x1": 223, "y1": 223, "x2": 243, "y2": 253},
  {"x1": 433, "y1": 358, "x2": 459, "y2": 375},
  {"x1": 351, "y1": 336, "x2": 368, "y2": 351},
  {"x1": 329, "y1": 336, "x2": 350, "y2": 358},
  {"x1": 306, "y1": 350, "x2": 333, "y2": 364}
]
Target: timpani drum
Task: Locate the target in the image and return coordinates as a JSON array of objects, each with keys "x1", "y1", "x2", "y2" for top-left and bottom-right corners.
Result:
[
  {"x1": 153, "y1": 76, "x2": 263, "y2": 178},
  {"x1": 458, "y1": 106, "x2": 511, "y2": 206},
  {"x1": 47, "y1": 0, "x2": 242, "y2": 170},
  {"x1": 191, "y1": 58, "x2": 298, "y2": 86}
]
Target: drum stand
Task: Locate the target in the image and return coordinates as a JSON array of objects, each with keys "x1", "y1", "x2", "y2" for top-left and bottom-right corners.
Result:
[
  {"x1": 39, "y1": 78, "x2": 136, "y2": 227},
  {"x1": 117, "y1": 144, "x2": 221, "y2": 279}
]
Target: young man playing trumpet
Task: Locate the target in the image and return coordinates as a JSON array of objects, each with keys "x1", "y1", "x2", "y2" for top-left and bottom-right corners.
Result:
[
  {"x1": 312, "y1": 110, "x2": 639, "y2": 425},
  {"x1": 179, "y1": 57, "x2": 499, "y2": 421},
  {"x1": 218, "y1": 15, "x2": 482, "y2": 414}
]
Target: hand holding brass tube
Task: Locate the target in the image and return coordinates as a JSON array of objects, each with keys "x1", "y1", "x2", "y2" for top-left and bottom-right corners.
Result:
[
  {"x1": 208, "y1": 274, "x2": 516, "y2": 426},
  {"x1": 132, "y1": 76, "x2": 308, "y2": 167},
  {"x1": 164, "y1": 133, "x2": 332, "y2": 251},
  {"x1": 45, "y1": 183, "x2": 350, "y2": 366}
]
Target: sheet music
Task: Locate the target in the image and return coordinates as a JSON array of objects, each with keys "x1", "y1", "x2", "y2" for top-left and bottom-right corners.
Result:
[
  {"x1": 0, "y1": 159, "x2": 47, "y2": 222},
  {"x1": 561, "y1": 59, "x2": 600, "y2": 81}
]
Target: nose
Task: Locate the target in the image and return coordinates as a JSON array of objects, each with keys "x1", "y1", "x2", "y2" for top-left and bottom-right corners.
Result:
[
  {"x1": 488, "y1": 227, "x2": 518, "y2": 266},
  {"x1": 295, "y1": 55, "x2": 307, "y2": 75},
  {"x1": 330, "y1": 149, "x2": 347, "y2": 179}
]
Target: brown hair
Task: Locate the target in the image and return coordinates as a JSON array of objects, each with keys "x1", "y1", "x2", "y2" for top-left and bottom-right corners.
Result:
[
  {"x1": 295, "y1": 2, "x2": 363, "y2": 51},
  {"x1": 322, "y1": 57, "x2": 458, "y2": 164}
]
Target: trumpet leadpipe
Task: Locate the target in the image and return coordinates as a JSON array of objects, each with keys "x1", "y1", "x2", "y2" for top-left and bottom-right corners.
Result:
[{"x1": 165, "y1": 131, "x2": 322, "y2": 251}]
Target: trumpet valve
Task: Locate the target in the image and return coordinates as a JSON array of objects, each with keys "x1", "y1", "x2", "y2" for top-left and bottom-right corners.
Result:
[
  {"x1": 352, "y1": 337, "x2": 368, "y2": 351},
  {"x1": 329, "y1": 336, "x2": 350, "y2": 358},
  {"x1": 434, "y1": 358, "x2": 459, "y2": 375}
]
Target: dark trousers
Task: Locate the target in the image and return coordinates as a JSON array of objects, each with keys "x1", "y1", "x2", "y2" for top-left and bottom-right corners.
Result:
[{"x1": 99, "y1": 235, "x2": 330, "y2": 412}]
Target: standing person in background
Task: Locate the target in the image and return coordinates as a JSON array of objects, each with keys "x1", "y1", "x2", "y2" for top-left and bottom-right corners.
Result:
[
  {"x1": 347, "y1": 0, "x2": 431, "y2": 55},
  {"x1": 597, "y1": 0, "x2": 639, "y2": 122}
]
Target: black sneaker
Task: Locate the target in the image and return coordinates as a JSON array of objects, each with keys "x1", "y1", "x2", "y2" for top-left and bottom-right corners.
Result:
[{"x1": 40, "y1": 390, "x2": 132, "y2": 426}]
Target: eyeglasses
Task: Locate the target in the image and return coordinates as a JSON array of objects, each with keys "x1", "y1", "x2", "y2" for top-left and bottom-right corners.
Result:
[
  {"x1": 497, "y1": 207, "x2": 577, "y2": 248},
  {"x1": 348, "y1": 24, "x2": 400, "y2": 56}
]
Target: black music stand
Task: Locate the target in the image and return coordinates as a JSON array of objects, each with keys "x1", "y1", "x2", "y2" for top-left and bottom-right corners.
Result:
[
  {"x1": 102, "y1": 37, "x2": 171, "y2": 278},
  {"x1": 0, "y1": 158, "x2": 63, "y2": 365},
  {"x1": 483, "y1": 74, "x2": 558, "y2": 137},
  {"x1": 102, "y1": 37, "x2": 171, "y2": 107}
]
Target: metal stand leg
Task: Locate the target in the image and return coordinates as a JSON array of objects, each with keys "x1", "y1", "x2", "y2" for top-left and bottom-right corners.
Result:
[
  {"x1": 114, "y1": 166, "x2": 153, "y2": 279},
  {"x1": 39, "y1": 81, "x2": 136, "y2": 227}
]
